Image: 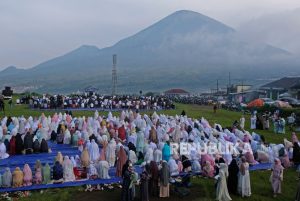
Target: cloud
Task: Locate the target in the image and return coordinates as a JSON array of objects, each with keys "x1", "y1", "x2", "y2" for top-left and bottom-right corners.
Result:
[
  {"x1": 237, "y1": 8, "x2": 300, "y2": 55},
  {"x1": 1, "y1": 0, "x2": 300, "y2": 69}
]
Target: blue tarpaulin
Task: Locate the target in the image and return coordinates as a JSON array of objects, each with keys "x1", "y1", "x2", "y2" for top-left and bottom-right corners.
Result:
[{"x1": 0, "y1": 142, "x2": 272, "y2": 193}]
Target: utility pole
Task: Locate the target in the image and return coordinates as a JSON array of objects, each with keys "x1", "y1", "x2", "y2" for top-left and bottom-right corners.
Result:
[
  {"x1": 228, "y1": 72, "x2": 231, "y2": 94},
  {"x1": 112, "y1": 54, "x2": 117, "y2": 96}
]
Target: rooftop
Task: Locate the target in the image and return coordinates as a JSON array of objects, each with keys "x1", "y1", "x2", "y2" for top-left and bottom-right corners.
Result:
[
  {"x1": 260, "y1": 77, "x2": 300, "y2": 89},
  {"x1": 164, "y1": 88, "x2": 189, "y2": 94}
]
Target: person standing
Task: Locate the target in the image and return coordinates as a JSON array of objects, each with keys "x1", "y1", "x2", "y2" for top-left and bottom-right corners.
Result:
[
  {"x1": 162, "y1": 142, "x2": 171, "y2": 162},
  {"x1": 228, "y1": 158, "x2": 239, "y2": 195},
  {"x1": 140, "y1": 164, "x2": 150, "y2": 201},
  {"x1": 238, "y1": 157, "x2": 251, "y2": 197},
  {"x1": 295, "y1": 180, "x2": 300, "y2": 201},
  {"x1": 271, "y1": 158, "x2": 284, "y2": 198},
  {"x1": 250, "y1": 113, "x2": 257, "y2": 130},
  {"x1": 8, "y1": 99, "x2": 12, "y2": 109},
  {"x1": 116, "y1": 146, "x2": 128, "y2": 177},
  {"x1": 213, "y1": 104, "x2": 217, "y2": 113},
  {"x1": 121, "y1": 163, "x2": 135, "y2": 201},
  {"x1": 216, "y1": 163, "x2": 232, "y2": 201},
  {"x1": 240, "y1": 115, "x2": 245, "y2": 130},
  {"x1": 149, "y1": 161, "x2": 159, "y2": 197},
  {"x1": 159, "y1": 161, "x2": 170, "y2": 198}
]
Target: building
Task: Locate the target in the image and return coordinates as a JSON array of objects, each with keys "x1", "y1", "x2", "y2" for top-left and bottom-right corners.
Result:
[
  {"x1": 260, "y1": 77, "x2": 300, "y2": 99},
  {"x1": 228, "y1": 90, "x2": 266, "y2": 103},
  {"x1": 164, "y1": 88, "x2": 189, "y2": 96},
  {"x1": 227, "y1": 84, "x2": 252, "y2": 94}
]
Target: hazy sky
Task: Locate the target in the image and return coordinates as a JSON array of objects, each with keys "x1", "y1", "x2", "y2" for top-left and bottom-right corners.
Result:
[{"x1": 1, "y1": 0, "x2": 299, "y2": 69}]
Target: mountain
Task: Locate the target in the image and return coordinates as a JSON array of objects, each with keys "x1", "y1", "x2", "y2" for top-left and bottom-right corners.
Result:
[
  {"x1": 0, "y1": 10, "x2": 299, "y2": 94},
  {"x1": 0, "y1": 66, "x2": 25, "y2": 75}
]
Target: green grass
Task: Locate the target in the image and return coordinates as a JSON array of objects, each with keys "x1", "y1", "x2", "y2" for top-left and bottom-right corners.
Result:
[{"x1": 0, "y1": 97, "x2": 299, "y2": 201}]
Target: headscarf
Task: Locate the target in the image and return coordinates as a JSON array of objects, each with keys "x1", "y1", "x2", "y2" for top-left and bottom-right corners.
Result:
[
  {"x1": 162, "y1": 143, "x2": 171, "y2": 162},
  {"x1": 240, "y1": 157, "x2": 246, "y2": 175},
  {"x1": 15, "y1": 133, "x2": 24, "y2": 154},
  {"x1": 40, "y1": 139, "x2": 48, "y2": 153},
  {"x1": 81, "y1": 147, "x2": 90, "y2": 167},
  {"x1": 75, "y1": 155, "x2": 81, "y2": 167},
  {"x1": 70, "y1": 156, "x2": 77, "y2": 167},
  {"x1": 23, "y1": 164, "x2": 33, "y2": 185},
  {"x1": 88, "y1": 139, "x2": 100, "y2": 162},
  {"x1": 23, "y1": 132, "x2": 33, "y2": 150},
  {"x1": 0, "y1": 142, "x2": 9, "y2": 159},
  {"x1": 63, "y1": 156, "x2": 75, "y2": 181},
  {"x1": 220, "y1": 163, "x2": 229, "y2": 177},
  {"x1": 56, "y1": 152, "x2": 64, "y2": 164},
  {"x1": 228, "y1": 158, "x2": 239, "y2": 175},
  {"x1": 116, "y1": 146, "x2": 128, "y2": 177},
  {"x1": 150, "y1": 161, "x2": 159, "y2": 181},
  {"x1": 292, "y1": 132, "x2": 299, "y2": 144},
  {"x1": 273, "y1": 158, "x2": 284, "y2": 172},
  {"x1": 13, "y1": 167, "x2": 23, "y2": 186},
  {"x1": 293, "y1": 142, "x2": 300, "y2": 164},
  {"x1": 3, "y1": 167, "x2": 12, "y2": 187},
  {"x1": 42, "y1": 163, "x2": 51, "y2": 184},
  {"x1": 33, "y1": 139, "x2": 40, "y2": 153},
  {"x1": 160, "y1": 161, "x2": 170, "y2": 186},
  {"x1": 53, "y1": 161, "x2": 63, "y2": 180}
]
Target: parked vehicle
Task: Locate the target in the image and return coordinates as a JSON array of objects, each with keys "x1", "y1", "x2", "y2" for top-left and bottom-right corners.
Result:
[
  {"x1": 260, "y1": 98, "x2": 275, "y2": 106},
  {"x1": 279, "y1": 97, "x2": 300, "y2": 107}
]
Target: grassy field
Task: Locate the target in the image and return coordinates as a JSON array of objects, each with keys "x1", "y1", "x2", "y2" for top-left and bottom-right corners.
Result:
[{"x1": 0, "y1": 98, "x2": 299, "y2": 201}]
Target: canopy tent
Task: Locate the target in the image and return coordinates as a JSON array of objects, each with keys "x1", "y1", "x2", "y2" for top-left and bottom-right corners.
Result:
[
  {"x1": 247, "y1": 98, "x2": 264, "y2": 108},
  {"x1": 279, "y1": 92, "x2": 292, "y2": 98},
  {"x1": 274, "y1": 100, "x2": 292, "y2": 108}
]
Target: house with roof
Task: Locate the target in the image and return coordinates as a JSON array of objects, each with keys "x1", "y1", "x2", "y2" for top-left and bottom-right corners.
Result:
[
  {"x1": 164, "y1": 88, "x2": 189, "y2": 96},
  {"x1": 260, "y1": 77, "x2": 300, "y2": 99}
]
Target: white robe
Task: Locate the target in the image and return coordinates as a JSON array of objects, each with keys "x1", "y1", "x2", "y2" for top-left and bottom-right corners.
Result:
[
  {"x1": 0, "y1": 143, "x2": 9, "y2": 159},
  {"x1": 88, "y1": 163, "x2": 98, "y2": 177},
  {"x1": 250, "y1": 116, "x2": 256, "y2": 130},
  {"x1": 89, "y1": 140, "x2": 100, "y2": 162},
  {"x1": 144, "y1": 148, "x2": 154, "y2": 163},
  {"x1": 63, "y1": 129, "x2": 71, "y2": 144},
  {"x1": 106, "y1": 139, "x2": 116, "y2": 167},
  {"x1": 192, "y1": 160, "x2": 201, "y2": 173},
  {"x1": 63, "y1": 157, "x2": 75, "y2": 182},
  {"x1": 154, "y1": 149, "x2": 162, "y2": 163},
  {"x1": 216, "y1": 164, "x2": 232, "y2": 201},
  {"x1": 168, "y1": 158, "x2": 179, "y2": 176},
  {"x1": 96, "y1": 161, "x2": 110, "y2": 179},
  {"x1": 238, "y1": 163, "x2": 251, "y2": 197},
  {"x1": 129, "y1": 150, "x2": 137, "y2": 164}
]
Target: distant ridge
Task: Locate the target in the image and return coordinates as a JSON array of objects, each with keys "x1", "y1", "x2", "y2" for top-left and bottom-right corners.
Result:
[{"x1": 0, "y1": 10, "x2": 297, "y2": 93}]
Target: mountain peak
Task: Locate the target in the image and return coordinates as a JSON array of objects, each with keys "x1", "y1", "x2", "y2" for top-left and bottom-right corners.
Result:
[
  {"x1": 164, "y1": 10, "x2": 235, "y2": 33},
  {"x1": 1, "y1": 66, "x2": 18, "y2": 72},
  {"x1": 171, "y1": 10, "x2": 206, "y2": 17},
  {"x1": 113, "y1": 10, "x2": 235, "y2": 49},
  {"x1": 0, "y1": 65, "x2": 24, "y2": 75}
]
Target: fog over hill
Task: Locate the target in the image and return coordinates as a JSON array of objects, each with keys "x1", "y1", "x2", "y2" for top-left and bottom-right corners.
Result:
[{"x1": 0, "y1": 10, "x2": 299, "y2": 94}]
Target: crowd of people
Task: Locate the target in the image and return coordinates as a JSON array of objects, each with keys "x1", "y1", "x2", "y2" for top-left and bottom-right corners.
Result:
[
  {"x1": 26, "y1": 94, "x2": 175, "y2": 111},
  {"x1": 249, "y1": 110, "x2": 299, "y2": 134},
  {"x1": 170, "y1": 96, "x2": 217, "y2": 106},
  {"x1": 0, "y1": 110, "x2": 299, "y2": 200},
  {"x1": 0, "y1": 116, "x2": 50, "y2": 158}
]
